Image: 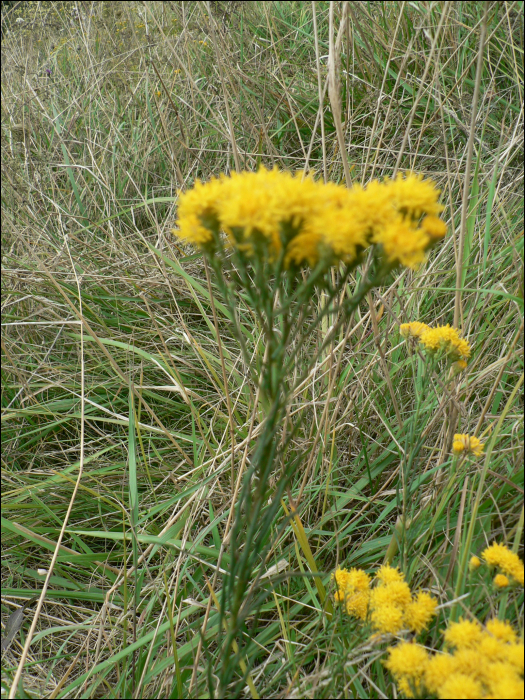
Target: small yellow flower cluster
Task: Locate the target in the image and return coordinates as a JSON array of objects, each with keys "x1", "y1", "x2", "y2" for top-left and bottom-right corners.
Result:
[
  {"x1": 173, "y1": 168, "x2": 446, "y2": 269},
  {"x1": 333, "y1": 565, "x2": 437, "y2": 635},
  {"x1": 386, "y1": 617, "x2": 524, "y2": 699},
  {"x1": 400, "y1": 321, "x2": 471, "y2": 363},
  {"x1": 333, "y1": 567, "x2": 370, "y2": 620},
  {"x1": 452, "y1": 433, "x2": 484, "y2": 458},
  {"x1": 482, "y1": 542, "x2": 524, "y2": 587}
]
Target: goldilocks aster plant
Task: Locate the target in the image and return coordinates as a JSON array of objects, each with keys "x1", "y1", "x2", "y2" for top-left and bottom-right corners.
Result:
[
  {"x1": 334, "y1": 547, "x2": 524, "y2": 699},
  {"x1": 172, "y1": 167, "x2": 447, "y2": 693}
]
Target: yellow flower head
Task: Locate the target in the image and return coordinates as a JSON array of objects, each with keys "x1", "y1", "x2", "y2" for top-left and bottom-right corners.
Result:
[
  {"x1": 477, "y1": 635, "x2": 510, "y2": 664},
  {"x1": 384, "y1": 642, "x2": 428, "y2": 698},
  {"x1": 217, "y1": 167, "x2": 291, "y2": 254},
  {"x1": 424, "y1": 653, "x2": 457, "y2": 694},
  {"x1": 485, "y1": 619, "x2": 518, "y2": 645},
  {"x1": 506, "y1": 643, "x2": 525, "y2": 674},
  {"x1": 452, "y1": 359, "x2": 468, "y2": 373},
  {"x1": 444, "y1": 619, "x2": 484, "y2": 649},
  {"x1": 376, "y1": 565, "x2": 406, "y2": 585},
  {"x1": 174, "y1": 176, "x2": 226, "y2": 246},
  {"x1": 372, "y1": 215, "x2": 430, "y2": 269},
  {"x1": 285, "y1": 230, "x2": 325, "y2": 267},
  {"x1": 438, "y1": 673, "x2": 483, "y2": 700},
  {"x1": 386, "y1": 172, "x2": 444, "y2": 219},
  {"x1": 400, "y1": 321, "x2": 431, "y2": 339},
  {"x1": 404, "y1": 591, "x2": 438, "y2": 634},
  {"x1": 482, "y1": 542, "x2": 525, "y2": 585},
  {"x1": 347, "y1": 179, "x2": 397, "y2": 232},
  {"x1": 421, "y1": 214, "x2": 447, "y2": 239},
  {"x1": 371, "y1": 579, "x2": 412, "y2": 610},
  {"x1": 419, "y1": 324, "x2": 471, "y2": 361},
  {"x1": 487, "y1": 674, "x2": 525, "y2": 700},
  {"x1": 494, "y1": 573, "x2": 510, "y2": 588},
  {"x1": 333, "y1": 566, "x2": 371, "y2": 592},
  {"x1": 371, "y1": 603, "x2": 405, "y2": 634},
  {"x1": 469, "y1": 555, "x2": 481, "y2": 571},
  {"x1": 288, "y1": 180, "x2": 373, "y2": 266},
  {"x1": 345, "y1": 590, "x2": 371, "y2": 620},
  {"x1": 452, "y1": 648, "x2": 487, "y2": 680},
  {"x1": 452, "y1": 434, "x2": 485, "y2": 458},
  {"x1": 333, "y1": 567, "x2": 371, "y2": 620}
]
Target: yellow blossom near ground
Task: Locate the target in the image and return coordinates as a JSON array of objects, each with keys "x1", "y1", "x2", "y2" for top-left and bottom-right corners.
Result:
[
  {"x1": 452, "y1": 433, "x2": 485, "y2": 458},
  {"x1": 438, "y1": 673, "x2": 484, "y2": 699},
  {"x1": 486, "y1": 619, "x2": 518, "y2": 644},
  {"x1": 482, "y1": 542, "x2": 524, "y2": 586},
  {"x1": 384, "y1": 617, "x2": 525, "y2": 699},
  {"x1": 384, "y1": 641, "x2": 428, "y2": 698},
  {"x1": 371, "y1": 579, "x2": 412, "y2": 610}
]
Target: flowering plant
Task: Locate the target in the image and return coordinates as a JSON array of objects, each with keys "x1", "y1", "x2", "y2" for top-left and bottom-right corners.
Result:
[
  {"x1": 172, "y1": 167, "x2": 447, "y2": 690},
  {"x1": 334, "y1": 545, "x2": 524, "y2": 699}
]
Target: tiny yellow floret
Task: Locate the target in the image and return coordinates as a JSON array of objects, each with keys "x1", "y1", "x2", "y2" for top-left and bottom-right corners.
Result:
[
  {"x1": 373, "y1": 215, "x2": 429, "y2": 269},
  {"x1": 494, "y1": 573, "x2": 510, "y2": 588},
  {"x1": 424, "y1": 653, "x2": 458, "y2": 694},
  {"x1": 371, "y1": 579, "x2": 412, "y2": 610},
  {"x1": 506, "y1": 643, "x2": 525, "y2": 674},
  {"x1": 487, "y1": 675, "x2": 525, "y2": 700},
  {"x1": 469, "y1": 555, "x2": 481, "y2": 571},
  {"x1": 333, "y1": 567, "x2": 371, "y2": 620}
]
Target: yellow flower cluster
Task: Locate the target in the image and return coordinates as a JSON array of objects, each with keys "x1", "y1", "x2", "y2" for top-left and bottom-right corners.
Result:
[
  {"x1": 400, "y1": 321, "x2": 471, "y2": 363},
  {"x1": 420, "y1": 324, "x2": 471, "y2": 361},
  {"x1": 482, "y1": 542, "x2": 524, "y2": 587},
  {"x1": 452, "y1": 433, "x2": 485, "y2": 458},
  {"x1": 386, "y1": 617, "x2": 524, "y2": 699},
  {"x1": 333, "y1": 565, "x2": 437, "y2": 635},
  {"x1": 173, "y1": 168, "x2": 446, "y2": 269}
]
